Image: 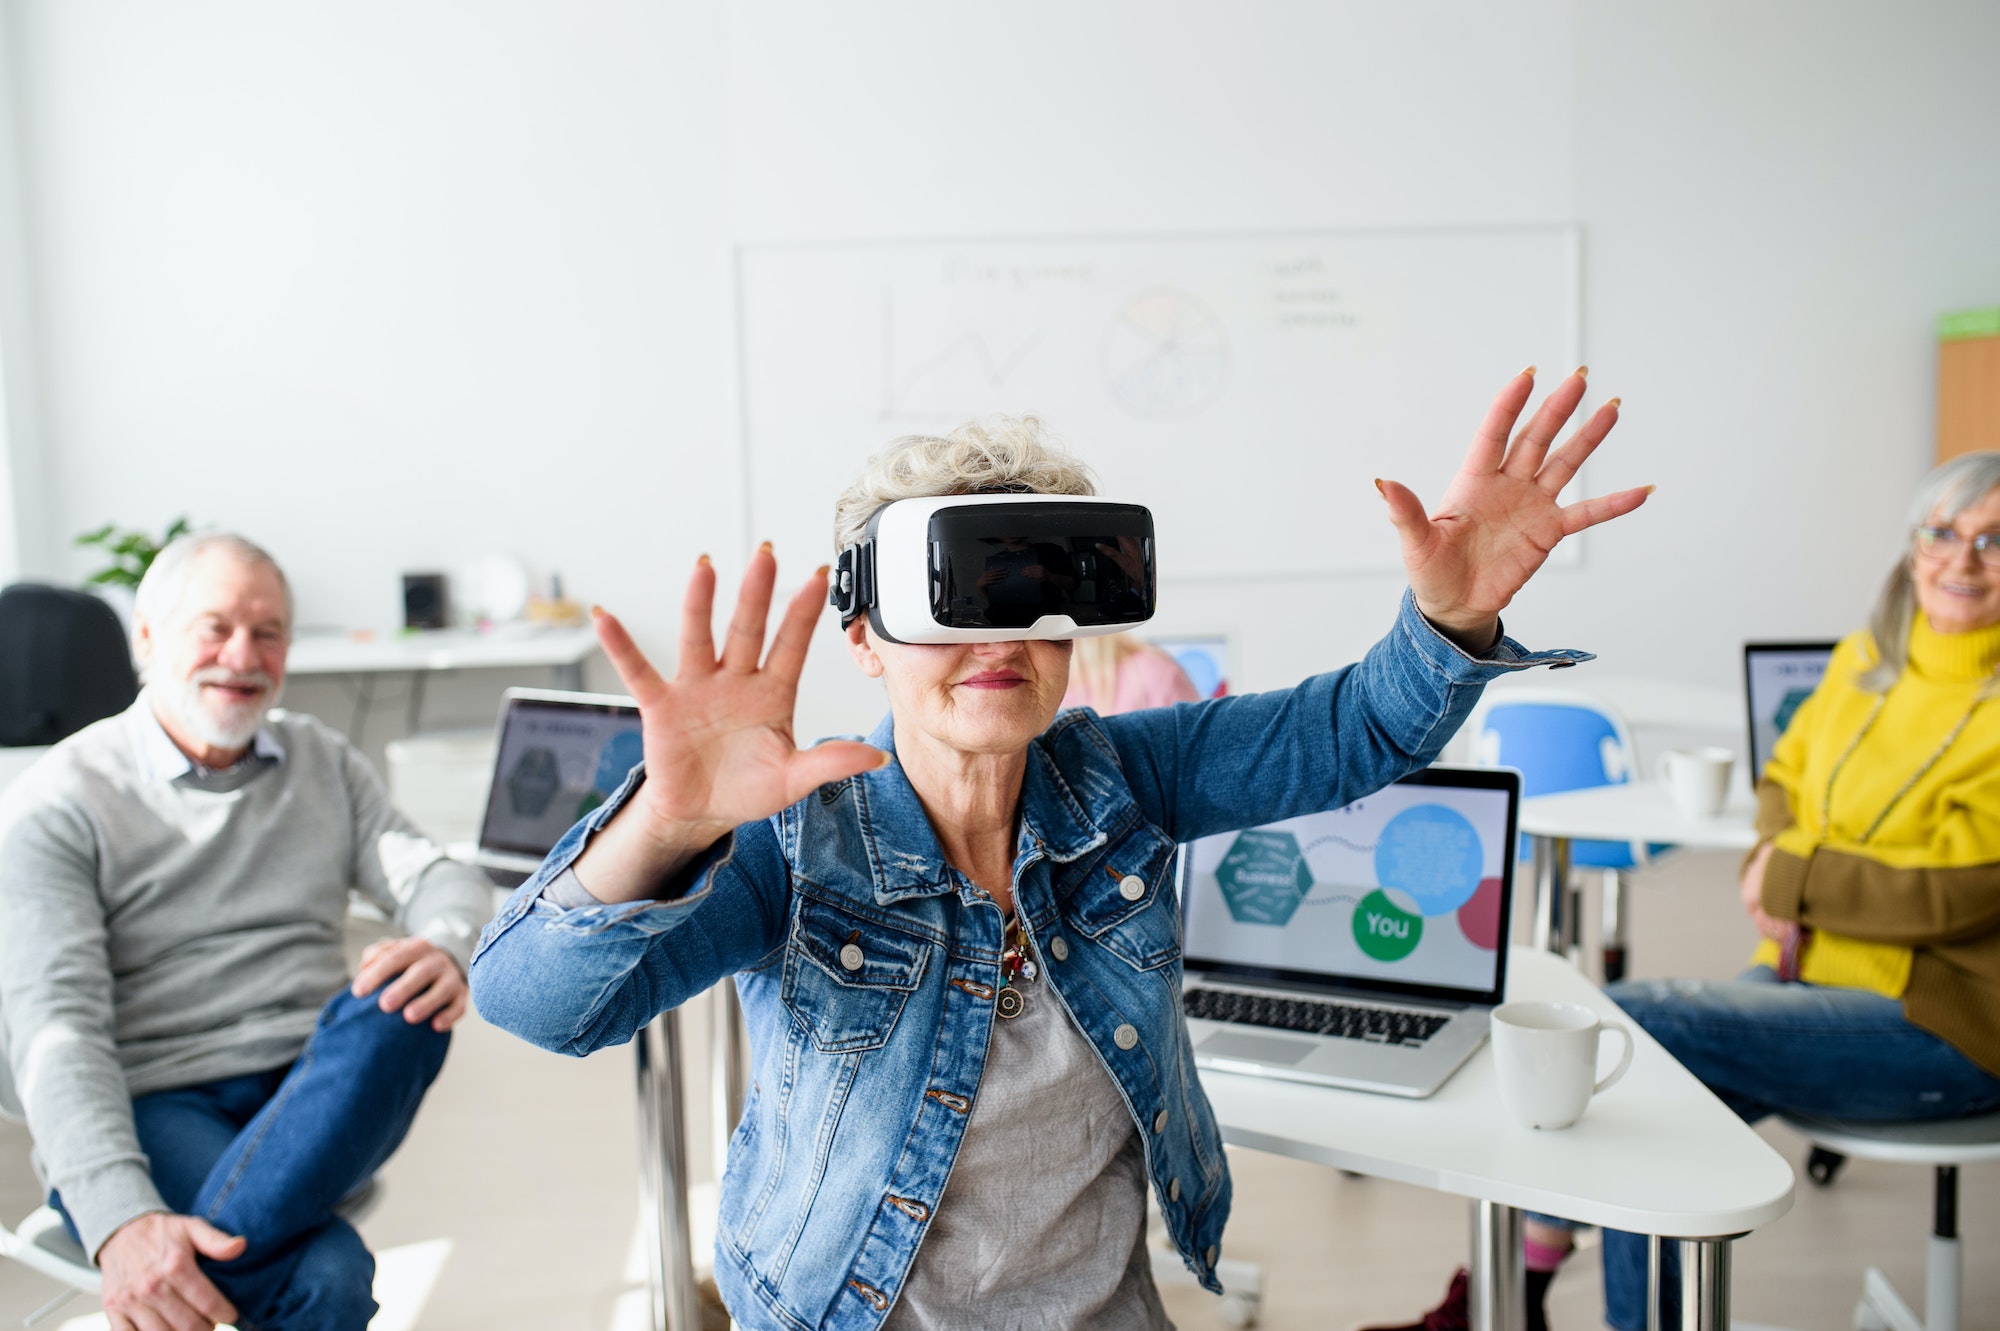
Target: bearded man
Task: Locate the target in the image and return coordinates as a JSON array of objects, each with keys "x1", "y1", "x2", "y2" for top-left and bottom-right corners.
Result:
[{"x1": 0, "y1": 533, "x2": 492, "y2": 1331}]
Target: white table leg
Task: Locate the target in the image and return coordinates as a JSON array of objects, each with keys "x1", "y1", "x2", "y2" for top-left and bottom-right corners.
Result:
[
  {"x1": 1468, "y1": 1199, "x2": 1525, "y2": 1331},
  {"x1": 636, "y1": 1012, "x2": 703, "y2": 1331}
]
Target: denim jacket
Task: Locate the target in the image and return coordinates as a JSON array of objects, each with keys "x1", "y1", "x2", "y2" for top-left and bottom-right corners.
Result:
[{"x1": 470, "y1": 593, "x2": 1586, "y2": 1331}]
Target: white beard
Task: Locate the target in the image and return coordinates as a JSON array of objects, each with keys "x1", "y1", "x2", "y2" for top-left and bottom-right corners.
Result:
[{"x1": 156, "y1": 667, "x2": 279, "y2": 753}]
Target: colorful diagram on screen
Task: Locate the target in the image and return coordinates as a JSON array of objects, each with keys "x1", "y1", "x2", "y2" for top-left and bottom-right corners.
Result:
[{"x1": 1208, "y1": 798, "x2": 1503, "y2": 958}]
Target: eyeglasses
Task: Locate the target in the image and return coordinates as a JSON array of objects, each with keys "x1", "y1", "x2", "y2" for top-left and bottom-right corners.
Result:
[{"x1": 1913, "y1": 525, "x2": 2000, "y2": 566}]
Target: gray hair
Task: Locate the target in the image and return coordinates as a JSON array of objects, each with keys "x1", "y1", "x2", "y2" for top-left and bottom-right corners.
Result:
[
  {"x1": 831, "y1": 416, "x2": 1097, "y2": 554},
  {"x1": 1859, "y1": 451, "x2": 2000, "y2": 692},
  {"x1": 133, "y1": 532, "x2": 294, "y2": 650}
]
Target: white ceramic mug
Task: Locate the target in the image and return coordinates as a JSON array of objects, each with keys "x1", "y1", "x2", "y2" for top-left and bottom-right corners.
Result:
[
  {"x1": 1659, "y1": 746, "x2": 1734, "y2": 818},
  {"x1": 1490, "y1": 1000, "x2": 1634, "y2": 1130}
]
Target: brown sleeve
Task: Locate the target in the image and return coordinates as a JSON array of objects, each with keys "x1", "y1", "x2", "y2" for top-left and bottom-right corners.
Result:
[
  {"x1": 1761, "y1": 843, "x2": 2000, "y2": 946},
  {"x1": 1742, "y1": 777, "x2": 1798, "y2": 876},
  {"x1": 1753, "y1": 777, "x2": 1796, "y2": 843}
]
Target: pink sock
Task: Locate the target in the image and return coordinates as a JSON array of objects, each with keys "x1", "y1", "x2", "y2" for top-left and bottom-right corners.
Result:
[{"x1": 1524, "y1": 1237, "x2": 1571, "y2": 1273}]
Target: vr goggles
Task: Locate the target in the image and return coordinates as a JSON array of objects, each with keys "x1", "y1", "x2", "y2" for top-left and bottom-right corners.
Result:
[{"x1": 831, "y1": 494, "x2": 1157, "y2": 644}]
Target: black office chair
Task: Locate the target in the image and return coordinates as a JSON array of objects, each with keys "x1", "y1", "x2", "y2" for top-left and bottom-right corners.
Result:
[{"x1": 0, "y1": 583, "x2": 139, "y2": 746}]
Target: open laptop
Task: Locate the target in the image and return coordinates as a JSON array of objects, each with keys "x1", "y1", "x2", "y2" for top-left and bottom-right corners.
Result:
[
  {"x1": 1743, "y1": 640, "x2": 1837, "y2": 782},
  {"x1": 466, "y1": 688, "x2": 643, "y2": 887},
  {"x1": 1178, "y1": 766, "x2": 1520, "y2": 1098}
]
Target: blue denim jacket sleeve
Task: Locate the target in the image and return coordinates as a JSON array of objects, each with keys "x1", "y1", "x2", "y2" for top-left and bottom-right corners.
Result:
[
  {"x1": 467, "y1": 764, "x2": 788, "y2": 1057},
  {"x1": 1098, "y1": 589, "x2": 1589, "y2": 843}
]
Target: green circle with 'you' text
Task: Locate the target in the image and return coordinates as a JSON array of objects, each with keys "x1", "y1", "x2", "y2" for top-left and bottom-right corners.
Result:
[{"x1": 1353, "y1": 888, "x2": 1423, "y2": 962}]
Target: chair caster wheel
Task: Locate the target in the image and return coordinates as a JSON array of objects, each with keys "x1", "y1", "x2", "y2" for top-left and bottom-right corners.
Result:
[
  {"x1": 1219, "y1": 1293, "x2": 1260, "y2": 1328},
  {"x1": 1807, "y1": 1146, "x2": 1848, "y2": 1187}
]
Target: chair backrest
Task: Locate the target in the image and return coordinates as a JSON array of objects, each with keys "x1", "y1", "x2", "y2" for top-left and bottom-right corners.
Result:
[
  {"x1": 1474, "y1": 695, "x2": 1638, "y2": 798},
  {"x1": 0, "y1": 584, "x2": 138, "y2": 747},
  {"x1": 1474, "y1": 692, "x2": 1650, "y2": 867}
]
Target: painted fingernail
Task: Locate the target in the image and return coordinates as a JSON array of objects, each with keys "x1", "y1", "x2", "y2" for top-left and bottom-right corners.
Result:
[
  {"x1": 1521, "y1": 364, "x2": 1537, "y2": 378},
  {"x1": 1374, "y1": 478, "x2": 1386, "y2": 496},
  {"x1": 758, "y1": 540, "x2": 774, "y2": 555},
  {"x1": 697, "y1": 553, "x2": 712, "y2": 566},
  {"x1": 1606, "y1": 397, "x2": 1622, "y2": 410},
  {"x1": 1643, "y1": 484, "x2": 1658, "y2": 495},
  {"x1": 590, "y1": 603, "x2": 605, "y2": 619},
  {"x1": 1575, "y1": 365, "x2": 1589, "y2": 379},
  {"x1": 815, "y1": 563, "x2": 831, "y2": 579},
  {"x1": 877, "y1": 750, "x2": 896, "y2": 768}
]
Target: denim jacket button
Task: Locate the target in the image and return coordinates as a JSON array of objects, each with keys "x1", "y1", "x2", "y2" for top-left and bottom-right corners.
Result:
[
  {"x1": 1049, "y1": 937, "x2": 1069, "y2": 962},
  {"x1": 1153, "y1": 1109, "x2": 1168, "y2": 1133},
  {"x1": 1113, "y1": 1023, "x2": 1139, "y2": 1050},
  {"x1": 1118, "y1": 874, "x2": 1145, "y2": 901},
  {"x1": 1168, "y1": 1177, "x2": 1180, "y2": 1202},
  {"x1": 839, "y1": 943, "x2": 865, "y2": 972}
]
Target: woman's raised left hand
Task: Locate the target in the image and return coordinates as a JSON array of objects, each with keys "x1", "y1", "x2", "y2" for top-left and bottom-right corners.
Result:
[{"x1": 1378, "y1": 368, "x2": 1651, "y2": 650}]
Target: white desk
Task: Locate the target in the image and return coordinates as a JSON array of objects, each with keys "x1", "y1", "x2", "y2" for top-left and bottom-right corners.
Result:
[
  {"x1": 1518, "y1": 783, "x2": 1759, "y2": 970},
  {"x1": 1201, "y1": 948, "x2": 1795, "y2": 1330},
  {"x1": 286, "y1": 625, "x2": 600, "y2": 737}
]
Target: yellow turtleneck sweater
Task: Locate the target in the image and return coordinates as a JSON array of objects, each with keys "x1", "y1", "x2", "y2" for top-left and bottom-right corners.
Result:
[{"x1": 1753, "y1": 613, "x2": 2000, "y2": 1076}]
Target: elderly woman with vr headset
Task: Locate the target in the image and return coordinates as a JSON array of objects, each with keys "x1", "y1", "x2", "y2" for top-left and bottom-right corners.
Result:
[{"x1": 470, "y1": 368, "x2": 1648, "y2": 1331}]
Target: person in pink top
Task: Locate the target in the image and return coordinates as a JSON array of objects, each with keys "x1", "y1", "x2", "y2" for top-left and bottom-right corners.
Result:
[{"x1": 1061, "y1": 634, "x2": 1203, "y2": 715}]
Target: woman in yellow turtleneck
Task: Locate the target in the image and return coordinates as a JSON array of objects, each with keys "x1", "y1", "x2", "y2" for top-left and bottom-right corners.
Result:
[
  {"x1": 1392, "y1": 454, "x2": 2000, "y2": 1331},
  {"x1": 1733, "y1": 451, "x2": 2000, "y2": 1091}
]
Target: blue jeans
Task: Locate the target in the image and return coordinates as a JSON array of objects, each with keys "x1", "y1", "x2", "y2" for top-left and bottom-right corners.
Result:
[
  {"x1": 1541, "y1": 968, "x2": 2000, "y2": 1331},
  {"x1": 54, "y1": 984, "x2": 450, "y2": 1331}
]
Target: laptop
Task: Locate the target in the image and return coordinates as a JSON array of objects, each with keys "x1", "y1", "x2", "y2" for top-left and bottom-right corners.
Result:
[
  {"x1": 467, "y1": 688, "x2": 643, "y2": 886},
  {"x1": 1178, "y1": 766, "x2": 1520, "y2": 1098},
  {"x1": 1742, "y1": 641, "x2": 1837, "y2": 782}
]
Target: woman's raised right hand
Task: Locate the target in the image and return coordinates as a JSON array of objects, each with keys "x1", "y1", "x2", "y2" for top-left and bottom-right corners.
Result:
[{"x1": 572, "y1": 545, "x2": 889, "y2": 902}]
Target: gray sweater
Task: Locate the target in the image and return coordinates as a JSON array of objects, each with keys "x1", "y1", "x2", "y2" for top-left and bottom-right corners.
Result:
[{"x1": 0, "y1": 697, "x2": 493, "y2": 1258}]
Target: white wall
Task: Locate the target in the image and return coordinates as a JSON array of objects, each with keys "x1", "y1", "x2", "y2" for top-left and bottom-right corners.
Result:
[
  {"x1": 0, "y1": 1, "x2": 43, "y2": 586},
  {"x1": 5, "y1": 0, "x2": 1999, "y2": 748},
  {"x1": 7, "y1": 0, "x2": 737, "y2": 731}
]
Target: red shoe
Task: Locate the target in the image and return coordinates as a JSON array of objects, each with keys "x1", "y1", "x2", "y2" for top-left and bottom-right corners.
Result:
[{"x1": 1359, "y1": 1267, "x2": 1469, "y2": 1331}]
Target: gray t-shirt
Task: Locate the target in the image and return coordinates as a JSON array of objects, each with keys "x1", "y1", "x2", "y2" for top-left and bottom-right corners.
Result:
[
  {"x1": 885, "y1": 931, "x2": 1173, "y2": 1331},
  {"x1": 0, "y1": 697, "x2": 493, "y2": 1257}
]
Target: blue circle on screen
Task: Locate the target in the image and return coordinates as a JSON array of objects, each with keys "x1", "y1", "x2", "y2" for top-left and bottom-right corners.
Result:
[
  {"x1": 1374, "y1": 804, "x2": 1485, "y2": 917},
  {"x1": 594, "y1": 730, "x2": 645, "y2": 795}
]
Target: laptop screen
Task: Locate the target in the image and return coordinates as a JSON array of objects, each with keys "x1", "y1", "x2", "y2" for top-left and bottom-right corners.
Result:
[
  {"x1": 1179, "y1": 768, "x2": 1518, "y2": 1007},
  {"x1": 1743, "y1": 641, "x2": 1836, "y2": 782},
  {"x1": 478, "y1": 692, "x2": 643, "y2": 857}
]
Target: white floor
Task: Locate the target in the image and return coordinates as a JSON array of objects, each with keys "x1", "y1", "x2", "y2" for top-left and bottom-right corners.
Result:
[{"x1": 2, "y1": 850, "x2": 1993, "y2": 1330}]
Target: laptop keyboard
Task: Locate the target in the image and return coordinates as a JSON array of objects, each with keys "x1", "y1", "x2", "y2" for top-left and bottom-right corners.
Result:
[{"x1": 1183, "y1": 987, "x2": 1450, "y2": 1047}]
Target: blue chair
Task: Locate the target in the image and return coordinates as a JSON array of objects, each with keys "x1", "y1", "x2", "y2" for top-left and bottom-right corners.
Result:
[{"x1": 1474, "y1": 693, "x2": 1669, "y2": 981}]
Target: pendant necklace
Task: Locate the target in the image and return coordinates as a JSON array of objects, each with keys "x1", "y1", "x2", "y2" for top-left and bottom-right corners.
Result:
[
  {"x1": 1821, "y1": 692, "x2": 1986, "y2": 845},
  {"x1": 996, "y1": 915, "x2": 1039, "y2": 1020}
]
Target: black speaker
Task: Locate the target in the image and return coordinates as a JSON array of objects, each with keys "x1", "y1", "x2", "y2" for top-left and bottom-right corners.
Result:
[{"x1": 402, "y1": 573, "x2": 448, "y2": 631}]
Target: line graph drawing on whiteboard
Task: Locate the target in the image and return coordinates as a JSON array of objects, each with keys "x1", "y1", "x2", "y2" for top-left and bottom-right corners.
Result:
[
  {"x1": 878, "y1": 284, "x2": 1043, "y2": 421},
  {"x1": 1101, "y1": 287, "x2": 1231, "y2": 418}
]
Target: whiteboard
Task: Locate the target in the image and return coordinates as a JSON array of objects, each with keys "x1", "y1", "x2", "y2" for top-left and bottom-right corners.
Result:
[{"x1": 737, "y1": 228, "x2": 1581, "y2": 579}]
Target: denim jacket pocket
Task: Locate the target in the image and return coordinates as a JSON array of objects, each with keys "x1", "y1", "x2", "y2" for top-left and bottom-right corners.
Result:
[
  {"x1": 1064, "y1": 823, "x2": 1182, "y2": 971},
  {"x1": 782, "y1": 898, "x2": 931, "y2": 1053}
]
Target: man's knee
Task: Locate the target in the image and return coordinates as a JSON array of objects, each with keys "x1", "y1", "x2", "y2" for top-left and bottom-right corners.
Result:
[
  {"x1": 272, "y1": 1224, "x2": 377, "y2": 1331},
  {"x1": 322, "y1": 980, "x2": 453, "y2": 1046}
]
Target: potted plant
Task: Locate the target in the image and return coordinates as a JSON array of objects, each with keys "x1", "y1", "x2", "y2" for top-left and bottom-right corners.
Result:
[{"x1": 74, "y1": 517, "x2": 192, "y2": 627}]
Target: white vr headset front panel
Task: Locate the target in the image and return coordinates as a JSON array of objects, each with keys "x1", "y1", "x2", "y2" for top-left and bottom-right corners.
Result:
[{"x1": 864, "y1": 493, "x2": 1153, "y2": 644}]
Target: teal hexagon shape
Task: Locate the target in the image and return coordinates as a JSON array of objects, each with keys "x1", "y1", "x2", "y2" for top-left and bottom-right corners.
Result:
[
  {"x1": 1215, "y1": 829, "x2": 1313, "y2": 926},
  {"x1": 506, "y1": 746, "x2": 561, "y2": 819}
]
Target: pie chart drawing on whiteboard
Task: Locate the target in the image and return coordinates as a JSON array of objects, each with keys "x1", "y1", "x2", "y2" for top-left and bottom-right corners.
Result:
[{"x1": 1101, "y1": 288, "x2": 1230, "y2": 418}]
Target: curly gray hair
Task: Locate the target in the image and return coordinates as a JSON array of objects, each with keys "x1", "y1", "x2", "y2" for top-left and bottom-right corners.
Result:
[{"x1": 831, "y1": 416, "x2": 1097, "y2": 554}]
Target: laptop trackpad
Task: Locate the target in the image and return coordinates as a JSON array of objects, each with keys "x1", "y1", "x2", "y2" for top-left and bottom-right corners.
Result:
[{"x1": 1197, "y1": 1031, "x2": 1316, "y2": 1066}]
